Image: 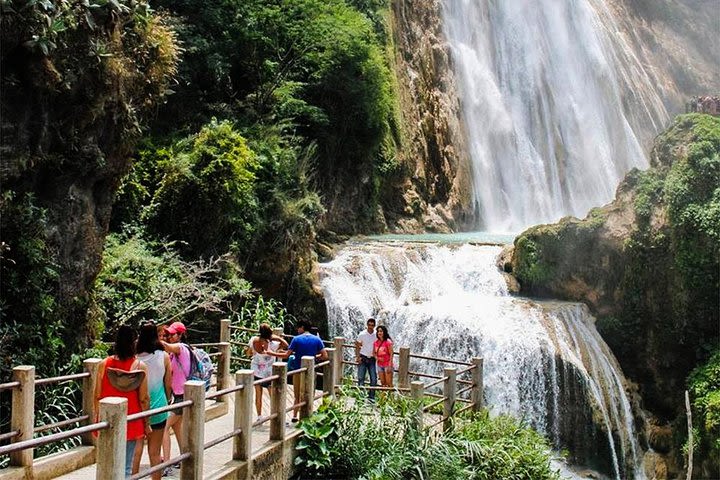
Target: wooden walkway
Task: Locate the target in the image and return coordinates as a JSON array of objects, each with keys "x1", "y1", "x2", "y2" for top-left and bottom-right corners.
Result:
[{"x1": 56, "y1": 385, "x2": 315, "y2": 480}]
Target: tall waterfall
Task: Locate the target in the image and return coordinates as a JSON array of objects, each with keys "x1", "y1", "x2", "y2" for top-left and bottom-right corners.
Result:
[
  {"x1": 441, "y1": 0, "x2": 668, "y2": 232},
  {"x1": 320, "y1": 241, "x2": 646, "y2": 479}
]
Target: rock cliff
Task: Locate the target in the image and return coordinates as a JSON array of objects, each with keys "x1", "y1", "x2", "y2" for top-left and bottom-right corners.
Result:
[{"x1": 381, "y1": 0, "x2": 474, "y2": 233}]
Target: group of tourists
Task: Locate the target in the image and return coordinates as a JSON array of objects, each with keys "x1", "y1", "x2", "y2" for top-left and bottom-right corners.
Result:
[
  {"x1": 94, "y1": 317, "x2": 389, "y2": 477},
  {"x1": 94, "y1": 321, "x2": 197, "y2": 479},
  {"x1": 248, "y1": 320, "x2": 327, "y2": 422},
  {"x1": 355, "y1": 317, "x2": 394, "y2": 400}
]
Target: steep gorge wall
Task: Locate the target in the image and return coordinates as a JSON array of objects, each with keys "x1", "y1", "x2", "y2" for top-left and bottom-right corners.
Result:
[{"x1": 381, "y1": 0, "x2": 473, "y2": 233}]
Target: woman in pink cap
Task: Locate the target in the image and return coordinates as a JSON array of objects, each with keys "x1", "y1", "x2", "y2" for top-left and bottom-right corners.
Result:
[{"x1": 160, "y1": 321, "x2": 190, "y2": 471}]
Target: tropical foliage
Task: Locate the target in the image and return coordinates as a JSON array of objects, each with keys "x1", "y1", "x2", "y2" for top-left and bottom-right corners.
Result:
[{"x1": 295, "y1": 391, "x2": 560, "y2": 480}]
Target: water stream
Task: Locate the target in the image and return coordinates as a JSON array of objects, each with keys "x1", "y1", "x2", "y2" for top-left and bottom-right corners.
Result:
[
  {"x1": 319, "y1": 240, "x2": 646, "y2": 479},
  {"x1": 441, "y1": 0, "x2": 668, "y2": 232}
]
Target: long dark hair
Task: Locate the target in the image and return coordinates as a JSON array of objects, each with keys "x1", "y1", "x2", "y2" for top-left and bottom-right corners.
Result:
[
  {"x1": 376, "y1": 325, "x2": 391, "y2": 343},
  {"x1": 114, "y1": 325, "x2": 137, "y2": 360},
  {"x1": 137, "y1": 322, "x2": 164, "y2": 354}
]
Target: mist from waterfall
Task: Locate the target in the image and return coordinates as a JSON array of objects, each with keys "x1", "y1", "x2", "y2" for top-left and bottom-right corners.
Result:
[
  {"x1": 441, "y1": 0, "x2": 668, "y2": 232},
  {"x1": 319, "y1": 242, "x2": 646, "y2": 479}
]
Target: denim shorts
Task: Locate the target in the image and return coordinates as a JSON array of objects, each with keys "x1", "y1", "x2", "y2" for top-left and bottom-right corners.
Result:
[{"x1": 377, "y1": 365, "x2": 393, "y2": 373}]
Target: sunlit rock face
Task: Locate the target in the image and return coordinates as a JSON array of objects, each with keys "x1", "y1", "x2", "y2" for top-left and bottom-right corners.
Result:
[
  {"x1": 320, "y1": 242, "x2": 646, "y2": 479},
  {"x1": 384, "y1": 0, "x2": 474, "y2": 233}
]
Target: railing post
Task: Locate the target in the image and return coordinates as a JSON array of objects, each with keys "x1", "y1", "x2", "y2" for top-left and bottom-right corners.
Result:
[
  {"x1": 442, "y1": 367, "x2": 457, "y2": 432},
  {"x1": 10, "y1": 365, "x2": 35, "y2": 467},
  {"x1": 411, "y1": 381, "x2": 424, "y2": 431},
  {"x1": 233, "y1": 370, "x2": 253, "y2": 467},
  {"x1": 217, "y1": 342, "x2": 231, "y2": 401},
  {"x1": 181, "y1": 381, "x2": 206, "y2": 480},
  {"x1": 270, "y1": 362, "x2": 287, "y2": 441},
  {"x1": 96, "y1": 397, "x2": 127, "y2": 480},
  {"x1": 333, "y1": 337, "x2": 345, "y2": 384},
  {"x1": 398, "y1": 347, "x2": 410, "y2": 389},
  {"x1": 220, "y1": 318, "x2": 231, "y2": 343},
  {"x1": 300, "y1": 356, "x2": 315, "y2": 420},
  {"x1": 471, "y1": 357, "x2": 483, "y2": 412},
  {"x1": 324, "y1": 348, "x2": 336, "y2": 399},
  {"x1": 82, "y1": 358, "x2": 101, "y2": 446}
]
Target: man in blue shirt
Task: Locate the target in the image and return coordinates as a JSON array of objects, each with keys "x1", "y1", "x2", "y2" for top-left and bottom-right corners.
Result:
[{"x1": 286, "y1": 320, "x2": 327, "y2": 422}]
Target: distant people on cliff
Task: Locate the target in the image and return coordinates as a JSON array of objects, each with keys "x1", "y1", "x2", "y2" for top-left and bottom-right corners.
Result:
[
  {"x1": 374, "y1": 326, "x2": 394, "y2": 388},
  {"x1": 687, "y1": 95, "x2": 720, "y2": 116},
  {"x1": 94, "y1": 325, "x2": 151, "y2": 477},
  {"x1": 249, "y1": 323, "x2": 288, "y2": 421},
  {"x1": 355, "y1": 318, "x2": 377, "y2": 400}
]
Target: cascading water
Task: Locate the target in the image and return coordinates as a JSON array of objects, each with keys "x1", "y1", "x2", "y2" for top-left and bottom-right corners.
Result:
[
  {"x1": 319, "y1": 241, "x2": 646, "y2": 479},
  {"x1": 441, "y1": 0, "x2": 668, "y2": 232}
]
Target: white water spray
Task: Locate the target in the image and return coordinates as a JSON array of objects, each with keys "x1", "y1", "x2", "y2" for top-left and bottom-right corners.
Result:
[
  {"x1": 441, "y1": 0, "x2": 668, "y2": 231},
  {"x1": 320, "y1": 242, "x2": 646, "y2": 479}
]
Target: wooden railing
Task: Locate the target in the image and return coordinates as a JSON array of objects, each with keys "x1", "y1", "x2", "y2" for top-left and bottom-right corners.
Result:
[
  {"x1": 1, "y1": 320, "x2": 484, "y2": 479},
  {"x1": 0, "y1": 320, "x2": 234, "y2": 480}
]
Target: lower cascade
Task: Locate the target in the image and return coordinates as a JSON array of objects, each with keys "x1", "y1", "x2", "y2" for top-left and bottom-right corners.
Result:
[{"x1": 319, "y1": 240, "x2": 646, "y2": 479}]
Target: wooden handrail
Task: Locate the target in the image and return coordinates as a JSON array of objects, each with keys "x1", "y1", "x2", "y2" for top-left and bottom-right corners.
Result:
[
  {"x1": 407, "y1": 352, "x2": 472, "y2": 366},
  {"x1": 206, "y1": 383, "x2": 245, "y2": 400},
  {"x1": 203, "y1": 427, "x2": 243, "y2": 450},
  {"x1": 127, "y1": 452, "x2": 191, "y2": 480},
  {"x1": 35, "y1": 372, "x2": 90, "y2": 386},
  {"x1": 0, "y1": 422, "x2": 108, "y2": 456},
  {"x1": 287, "y1": 367, "x2": 307, "y2": 377},
  {"x1": 33, "y1": 415, "x2": 90, "y2": 434},
  {"x1": 126, "y1": 400, "x2": 192, "y2": 422},
  {"x1": 422, "y1": 398, "x2": 444, "y2": 412},
  {"x1": 424, "y1": 376, "x2": 448, "y2": 389},
  {"x1": 0, "y1": 430, "x2": 19, "y2": 442},
  {"x1": 0, "y1": 381, "x2": 20, "y2": 391}
]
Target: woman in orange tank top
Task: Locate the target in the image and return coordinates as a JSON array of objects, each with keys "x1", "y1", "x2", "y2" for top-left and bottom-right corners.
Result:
[{"x1": 95, "y1": 325, "x2": 151, "y2": 477}]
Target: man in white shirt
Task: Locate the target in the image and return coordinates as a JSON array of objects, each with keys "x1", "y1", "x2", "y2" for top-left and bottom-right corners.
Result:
[{"x1": 355, "y1": 318, "x2": 377, "y2": 400}]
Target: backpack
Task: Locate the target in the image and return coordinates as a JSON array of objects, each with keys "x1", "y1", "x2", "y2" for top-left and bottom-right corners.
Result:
[{"x1": 176, "y1": 344, "x2": 214, "y2": 391}]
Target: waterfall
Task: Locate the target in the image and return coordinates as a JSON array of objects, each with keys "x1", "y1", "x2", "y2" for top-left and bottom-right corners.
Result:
[
  {"x1": 441, "y1": 0, "x2": 668, "y2": 232},
  {"x1": 319, "y1": 241, "x2": 646, "y2": 479}
]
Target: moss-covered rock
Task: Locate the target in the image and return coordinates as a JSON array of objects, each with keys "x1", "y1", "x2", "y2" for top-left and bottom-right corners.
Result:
[{"x1": 511, "y1": 113, "x2": 720, "y2": 474}]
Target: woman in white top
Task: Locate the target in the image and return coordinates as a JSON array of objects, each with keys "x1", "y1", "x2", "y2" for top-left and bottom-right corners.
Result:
[
  {"x1": 134, "y1": 323, "x2": 171, "y2": 480},
  {"x1": 249, "y1": 323, "x2": 288, "y2": 419}
]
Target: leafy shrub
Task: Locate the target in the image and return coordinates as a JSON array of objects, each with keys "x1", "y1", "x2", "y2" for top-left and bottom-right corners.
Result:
[
  {"x1": 0, "y1": 192, "x2": 63, "y2": 380},
  {"x1": 688, "y1": 349, "x2": 720, "y2": 471},
  {"x1": 151, "y1": 0, "x2": 398, "y2": 230},
  {"x1": 295, "y1": 391, "x2": 560, "y2": 480},
  {"x1": 144, "y1": 120, "x2": 261, "y2": 258},
  {"x1": 94, "y1": 231, "x2": 250, "y2": 339}
]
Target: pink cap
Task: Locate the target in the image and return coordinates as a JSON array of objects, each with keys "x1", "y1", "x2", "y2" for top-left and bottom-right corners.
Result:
[{"x1": 166, "y1": 322, "x2": 187, "y2": 335}]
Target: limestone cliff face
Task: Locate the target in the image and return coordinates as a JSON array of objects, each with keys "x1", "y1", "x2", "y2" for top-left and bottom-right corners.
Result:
[{"x1": 382, "y1": 0, "x2": 473, "y2": 233}]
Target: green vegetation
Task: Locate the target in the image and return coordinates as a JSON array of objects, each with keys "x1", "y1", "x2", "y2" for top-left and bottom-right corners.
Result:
[
  {"x1": 94, "y1": 231, "x2": 250, "y2": 337},
  {"x1": 687, "y1": 350, "x2": 720, "y2": 473},
  {"x1": 295, "y1": 392, "x2": 560, "y2": 479}
]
